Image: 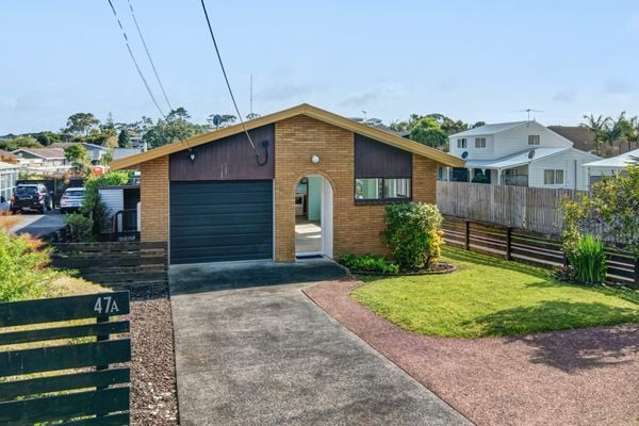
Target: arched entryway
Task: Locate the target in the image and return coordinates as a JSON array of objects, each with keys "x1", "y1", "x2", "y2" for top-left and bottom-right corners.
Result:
[{"x1": 294, "y1": 174, "x2": 333, "y2": 258}]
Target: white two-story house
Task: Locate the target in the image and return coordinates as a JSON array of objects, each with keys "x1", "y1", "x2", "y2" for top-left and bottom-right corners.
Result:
[{"x1": 443, "y1": 121, "x2": 600, "y2": 191}]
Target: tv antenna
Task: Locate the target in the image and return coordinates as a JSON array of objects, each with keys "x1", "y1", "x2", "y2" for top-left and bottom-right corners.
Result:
[
  {"x1": 249, "y1": 73, "x2": 254, "y2": 116},
  {"x1": 518, "y1": 108, "x2": 543, "y2": 121}
]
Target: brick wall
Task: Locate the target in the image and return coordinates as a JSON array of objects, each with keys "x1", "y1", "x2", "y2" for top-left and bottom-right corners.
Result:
[
  {"x1": 140, "y1": 156, "x2": 168, "y2": 242},
  {"x1": 137, "y1": 116, "x2": 439, "y2": 262},
  {"x1": 274, "y1": 116, "x2": 438, "y2": 262}
]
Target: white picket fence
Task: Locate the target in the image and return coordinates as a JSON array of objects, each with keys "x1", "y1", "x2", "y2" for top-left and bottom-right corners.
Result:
[{"x1": 436, "y1": 181, "x2": 585, "y2": 235}]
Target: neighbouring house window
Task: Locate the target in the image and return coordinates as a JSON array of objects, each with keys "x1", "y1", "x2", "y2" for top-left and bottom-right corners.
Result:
[
  {"x1": 457, "y1": 138, "x2": 467, "y2": 149},
  {"x1": 544, "y1": 169, "x2": 564, "y2": 185},
  {"x1": 528, "y1": 135, "x2": 540, "y2": 145},
  {"x1": 355, "y1": 178, "x2": 411, "y2": 201},
  {"x1": 475, "y1": 137, "x2": 487, "y2": 148}
]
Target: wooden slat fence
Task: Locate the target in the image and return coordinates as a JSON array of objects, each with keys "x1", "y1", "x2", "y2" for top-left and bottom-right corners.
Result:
[
  {"x1": 0, "y1": 291, "x2": 131, "y2": 425},
  {"x1": 443, "y1": 216, "x2": 638, "y2": 286},
  {"x1": 437, "y1": 181, "x2": 585, "y2": 235},
  {"x1": 51, "y1": 242, "x2": 168, "y2": 290}
]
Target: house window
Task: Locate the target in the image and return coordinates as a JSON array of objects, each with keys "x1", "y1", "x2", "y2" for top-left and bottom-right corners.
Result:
[
  {"x1": 543, "y1": 169, "x2": 564, "y2": 185},
  {"x1": 355, "y1": 178, "x2": 411, "y2": 201},
  {"x1": 457, "y1": 138, "x2": 467, "y2": 149},
  {"x1": 475, "y1": 137, "x2": 487, "y2": 148},
  {"x1": 528, "y1": 135, "x2": 540, "y2": 145}
]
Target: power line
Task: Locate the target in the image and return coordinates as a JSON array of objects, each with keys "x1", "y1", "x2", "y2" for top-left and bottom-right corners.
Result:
[
  {"x1": 127, "y1": 0, "x2": 173, "y2": 111},
  {"x1": 106, "y1": 0, "x2": 166, "y2": 118},
  {"x1": 199, "y1": 0, "x2": 257, "y2": 153}
]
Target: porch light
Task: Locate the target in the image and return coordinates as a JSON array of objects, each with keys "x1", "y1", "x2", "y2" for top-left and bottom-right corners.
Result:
[
  {"x1": 189, "y1": 150, "x2": 196, "y2": 162},
  {"x1": 311, "y1": 155, "x2": 320, "y2": 164}
]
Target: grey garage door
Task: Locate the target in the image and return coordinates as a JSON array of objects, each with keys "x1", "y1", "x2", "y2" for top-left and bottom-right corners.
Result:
[{"x1": 170, "y1": 180, "x2": 273, "y2": 264}]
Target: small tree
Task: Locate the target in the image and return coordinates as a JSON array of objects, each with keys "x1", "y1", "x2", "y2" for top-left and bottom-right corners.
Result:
[
  {"x1": 64, "y1": 144, "x2": 91, "y2": 174},
  {"x1": 117, "y1": 129, "x2": 131, "y2": 148},
  {"x1": 409, "y1": 117, "x2": 448, "y2": 148},
  {"x1": 383, "y1": 202, "x2": 444, "y2": 270},
  {"x1": 81, "y1": 171, "x2": 131, "y2": 237},
  {"x1": 562, "y1": 165, "x2": 639, "y2": 286}
]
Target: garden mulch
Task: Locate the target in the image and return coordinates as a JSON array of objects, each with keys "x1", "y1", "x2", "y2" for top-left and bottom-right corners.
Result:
[
  {"x1": 305, "y1": 279, "x2": 639, "y2": 426},
  {"x1": 130, "y1": 286, "x2": 179, "y2": 425}
]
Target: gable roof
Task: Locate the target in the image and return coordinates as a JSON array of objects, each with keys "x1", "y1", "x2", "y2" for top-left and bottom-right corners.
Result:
[
  {"x1": 583, "y1": 148, "x2": 639, "y2": 169},
  {"x1": 13, "y1": 147, "x2": 65, "y2": 159},
  {"x1": 450, "y1": 121, "x2": 530, "y2": 138},
  {"x1": 111, "y1": 103, "x2": 464, "y2": 170},
  {"x1": 547, "y1": 126, "x2": 596, "y2": 152},
  {"x1": 465, "y1": 147, "x2": 570, "y2": 170}
]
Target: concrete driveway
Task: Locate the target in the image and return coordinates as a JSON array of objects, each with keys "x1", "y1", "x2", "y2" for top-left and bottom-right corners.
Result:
[
  {"x1": 169, "y1": 260, "x2": 469, "y2": 426},
  {"x1": 13, "y1": 210, "x2": 65, "y2": 237}
]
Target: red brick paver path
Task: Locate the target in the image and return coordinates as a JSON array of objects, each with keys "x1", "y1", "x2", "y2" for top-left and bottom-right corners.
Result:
[{"x1": 304, "y1": 279, "x2": 639, "y2": 426}]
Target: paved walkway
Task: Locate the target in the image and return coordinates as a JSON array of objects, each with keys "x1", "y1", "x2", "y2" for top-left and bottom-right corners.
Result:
[{"x1": 169, "y1": 261, "x2": 468, "y2": 426}]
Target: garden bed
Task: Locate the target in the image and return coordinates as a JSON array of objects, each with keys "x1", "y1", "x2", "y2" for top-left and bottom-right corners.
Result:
[
  {"x1": 130, "y1": 285, "x2": 179, "y2": 425},
  {"x1": 349, "y1": 261, "x2": 456, "y2": 276}
]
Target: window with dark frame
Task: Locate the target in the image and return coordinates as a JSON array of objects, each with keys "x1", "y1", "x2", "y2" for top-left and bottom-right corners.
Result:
[
  {"x1": 355, "y1": 177, "x2": 411, "y2": 202},
  {"x1": 354, "y1": 134, "x2": 412, "y2": 204}
]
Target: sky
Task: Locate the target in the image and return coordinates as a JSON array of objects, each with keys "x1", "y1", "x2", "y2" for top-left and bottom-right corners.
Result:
[{"x1": 2, "y1": 0, "x2": 639, "y2": 134}]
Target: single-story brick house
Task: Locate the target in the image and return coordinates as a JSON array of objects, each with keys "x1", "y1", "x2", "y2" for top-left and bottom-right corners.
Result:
[{"x1": 112, "y1": 104, "x2": 463, "y2": 265}]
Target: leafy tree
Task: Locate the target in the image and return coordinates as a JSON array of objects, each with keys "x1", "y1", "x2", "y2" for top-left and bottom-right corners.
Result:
[
  {"x1": 425, "y1": 113, "x2": 468, "y2": 135},
  {"x1": 0, "y1": 135, "x2": 42, "y2": 151},
  {"x1": 117, "y1": 129, "x2": 131, "y2": 148},
  {"x1": 607, "y1": 112, "x2": 638, "y2": 150},
  {"x1": 581, "y1": 114, "x2": 611, "y2": 154},
  {"x1": 141, "y1": 107, "x2": 208, "y2": 148},
  {"x1": 65, "y1": 113, "x2": 100, "y2": 136},
  {"x1": 246, "y1": 112, "x2": 261, "y2": 120},
  {"x1": 207, "y1": 114, "x2": 237, "y2": 129},
  {"x1": 471, "y1": 121, "x2": 486, "y2": 129},
  {"x1": 409, "y1": 117, "x2": 449, "y2": 148},
  {"x1": 33, "y1": 131, "x2": 61, "y2": 146},
  {"x1": 64, "y1": 144, "x2": 91, "y2": 174}
]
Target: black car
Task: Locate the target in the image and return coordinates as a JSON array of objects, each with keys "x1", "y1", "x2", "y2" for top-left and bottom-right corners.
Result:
[{"x1": 11, "y1": 184, "x2": 53, "y2": 214}]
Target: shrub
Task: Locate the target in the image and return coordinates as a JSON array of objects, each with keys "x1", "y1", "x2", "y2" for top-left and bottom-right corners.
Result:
[
  {"x1": 383, "y1": 202, "x2": 444, "y2": 271},
  {"x1": 64, "y1": 213, "x2": 94, "y2": 242},
  {"x1": 81, "y1": 171, "x2": 131, "y2": 236},
  {"x1": 567, "y1": 234, "x2": 607, "y2": 285},
  {"x1": 0, "y1": 231, "x2": 57, "y2": 301},
  {"x1": 339, "y1": 254, "x2": 400, "y2": 274}
]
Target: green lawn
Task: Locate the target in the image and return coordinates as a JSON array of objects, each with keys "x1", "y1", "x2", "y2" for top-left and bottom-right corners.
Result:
[{"x1": 351, "y1": 247, "x2": 639, "y2": 338}]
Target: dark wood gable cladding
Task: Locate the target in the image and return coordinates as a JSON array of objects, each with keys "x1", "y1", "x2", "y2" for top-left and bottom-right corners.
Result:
[
  {"x1": 354, "y1": 134, "x2": 412, "y2": 178},
  {"x1": 169, "y1": 124, "x2": 274, "y2": 181}
]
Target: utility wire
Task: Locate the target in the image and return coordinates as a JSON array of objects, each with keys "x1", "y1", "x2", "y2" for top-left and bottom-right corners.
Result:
[
  {"x1": 199, "y1": 0, "x2": 257, "y2": 152},
  {"x1": 106, "y1": 0, "x2": 166, "y2": 118},
  {"x1": 127, "y1": 0, "x2": 173, "y2": 111}
]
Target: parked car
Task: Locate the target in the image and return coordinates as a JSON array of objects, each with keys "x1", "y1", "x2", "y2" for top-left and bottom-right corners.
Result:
[
  {"x1": 11, "y1": 184, "x2": 53, "y2": 214},
  {"x1": 60, "y1": 187, "x2": 86, "y2": 214}
]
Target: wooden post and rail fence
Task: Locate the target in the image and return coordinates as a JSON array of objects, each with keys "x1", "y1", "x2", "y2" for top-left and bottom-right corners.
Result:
[
  {"x1": 442, "y1": 216, "x2": 639, "y2": 287},
  {"x1": 0, "y1": 291, "x2": 131, "y2": 425}
]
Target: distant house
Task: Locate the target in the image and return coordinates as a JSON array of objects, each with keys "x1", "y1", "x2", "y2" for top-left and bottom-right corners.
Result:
[
  {"x1": 82, "y1": 143, "x2": 110, "y2": 164},
  {"x1": 583, "y1": 148, "x2": 639, "y2": 187},
  {"x1": 112, "y1": 148, "x2": 143, "y2": 161},
  {"x1": 13, "y1": 147, "x2": 66, "y2": 167},
  {"x1": 444, "y1": 121, "x2": 600, "y2": 191},
  {"x1": 0, "y1": 161, "x2": 19, "y2": 206},
  {"x1": 0, "y1": 149, "x2": 17, "y2": 164}
]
